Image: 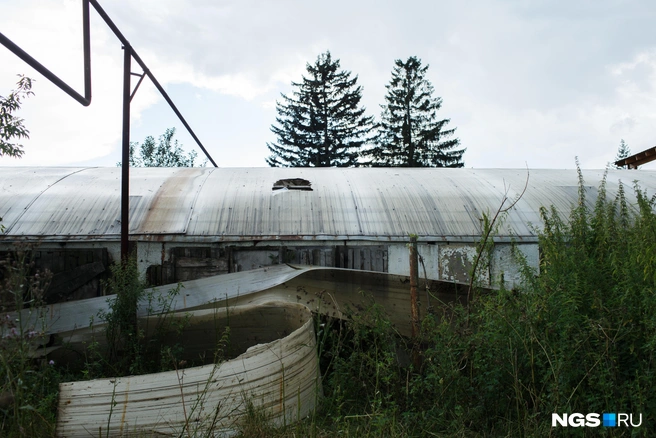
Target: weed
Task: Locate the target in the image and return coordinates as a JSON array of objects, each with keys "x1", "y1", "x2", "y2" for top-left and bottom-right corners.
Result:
[
  {"x1": 95, "y1": 255, "x2": 146, "y2": 376},
  {"x1": 0, "y1": 250, "x2": 59, "y2": 437},
  {"x1": 305, "y1": 167, "x2": 655, "y2": 437}
]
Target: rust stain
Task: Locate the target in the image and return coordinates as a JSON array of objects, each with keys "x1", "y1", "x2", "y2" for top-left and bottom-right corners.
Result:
[
  {"x1": 139, "y1": 168, "x2": 204, "y2": 234},
  {"x1": 278, "y1": 374, "x2": 284, "y2": 414},
  {"x1": 119, "y1": 380, "x2": 130, "y2": 435},
  {"x1": 276, "y1": 235, "x2": 304, "y2": 241}
]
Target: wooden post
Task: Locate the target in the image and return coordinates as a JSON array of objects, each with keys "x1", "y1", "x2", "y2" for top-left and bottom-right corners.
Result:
[
  {"x1": 409, "y1": 235, "x2": 420, "y2": 337},
  {"x1": 409, "y1": 235, "x2": 421, "y2": 369}
]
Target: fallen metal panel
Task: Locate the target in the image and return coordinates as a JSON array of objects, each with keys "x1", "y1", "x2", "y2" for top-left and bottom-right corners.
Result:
[
  {"x1": 3, "y1": 264, "x2": 471, "y2": 436},
  {"x1": 56, "y1": 303, "x2": 320, "y2": 437},
  {"x1": 15, "y1": 264, "x2": 469, "y2": 341},
  {"x1": 25, "y1": 264, "x2": 308, "y2": 337}
]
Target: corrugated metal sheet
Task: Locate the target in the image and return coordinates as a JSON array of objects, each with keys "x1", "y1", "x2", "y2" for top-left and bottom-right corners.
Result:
[
  {"x1": 57, "y1": 303, "x2": 320, "y2": 437},
  {"x1": 0, "y1": 167, "x2": 86, "y2": 232},
  {"x1": 11, "y1": 264, "x2": 469, "y2": 436},
  {"x1": 13, "y1": 263, "x2": 470, "y2": 341},
  {"x1": 1, "y1": 167, "x2": 654, "y2": 242}
]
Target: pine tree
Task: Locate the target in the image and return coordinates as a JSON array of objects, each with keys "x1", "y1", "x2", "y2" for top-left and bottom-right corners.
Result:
[
  {"x1": 613, "y1": 139, "x2": 631, "y2": 169},
  {"x1": 266, "y1": 52, "x2": 375, "y2": 167},
  {"x1": 366, "y1": 56, "x2": 464, "y2": 167}
]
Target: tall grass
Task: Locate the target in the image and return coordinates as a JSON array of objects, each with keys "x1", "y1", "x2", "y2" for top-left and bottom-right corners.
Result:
[
  {"x1": 86, "y1": 256, "x2": 191, "y2": 378},
  {"x1": 0, "y1": 251, "x2": 59, "y2": 437}
]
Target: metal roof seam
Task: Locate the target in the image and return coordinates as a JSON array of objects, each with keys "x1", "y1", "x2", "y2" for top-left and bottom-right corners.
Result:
[
  {"x1": 1, "y1": 168, "x2": 654, "y2": 241},
  {"x1": 3, "y1": 167, "x2": 91, "y2": 235}
]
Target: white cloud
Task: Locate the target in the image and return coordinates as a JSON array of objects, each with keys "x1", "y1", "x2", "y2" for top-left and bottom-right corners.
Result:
[
  {"x1": 2, "y1": 0, "x2": 656, "y2": 170},
  {"x1": 0, "y1": 1, "x2": 124, "y2": 165}
]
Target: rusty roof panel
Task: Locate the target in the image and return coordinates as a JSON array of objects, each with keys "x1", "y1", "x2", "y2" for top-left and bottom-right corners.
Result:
[
  {"x1": 1, "y1": 167, "x2": 655, "y2": 242},
  {"x1": 132, "y1": 167, "x2": 213, "y2": 234},
  {"x1": 5, "y1": 167, "x2": 201, "y2": 237}
]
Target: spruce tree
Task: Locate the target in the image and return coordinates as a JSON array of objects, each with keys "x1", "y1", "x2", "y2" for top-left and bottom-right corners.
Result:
[
  {"x1": 266, "y1": 52, "x2": 375, "y2": 167},
  {"x1": 366, "y1": 56, "x2": 464, "y2": 167},
  {"x1": 613, "y1": 139, "x2": 631, "y2": 169}
]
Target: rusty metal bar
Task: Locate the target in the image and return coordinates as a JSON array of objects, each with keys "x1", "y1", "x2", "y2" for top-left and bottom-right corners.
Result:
[
  {"x1": 128, "y1": 52, "x2": 218, "y2": 167},
  {"x1": 88, "y1": 0, "x2": 218, "y2": 168},
  {"x1": 0, "y1": 0, "x2": 92, "y2": 106},
  {"x1": 1, "y1": 0, "x2": 223, "y2": 259},
  {"x1": 0, "y1": 0, "x2": 217, "y2": 166},
  {"x1": 121, "y1": 45, "x2": 131, "y2": 261},
  {"x1": 129, "y1": 72, "x2": 145, "y2": 103}
]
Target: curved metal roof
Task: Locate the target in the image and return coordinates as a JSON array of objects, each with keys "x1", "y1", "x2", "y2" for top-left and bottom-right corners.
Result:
[{"x1": 1, "y1": 167, "x2": 654, "y2": 243}]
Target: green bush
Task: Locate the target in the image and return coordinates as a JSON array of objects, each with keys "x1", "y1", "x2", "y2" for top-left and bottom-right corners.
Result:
[
  {"x1": 96, "y1": 255, "x2": 146, "y2": 376},
  {"x1": 87, "y1": 255, "x2": 190, "y2": 378}
]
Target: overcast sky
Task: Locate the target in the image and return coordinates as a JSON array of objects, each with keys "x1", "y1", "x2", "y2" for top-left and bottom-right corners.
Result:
[{"x1": 1, "y1": 0, "x2": 655, "y2": 170}]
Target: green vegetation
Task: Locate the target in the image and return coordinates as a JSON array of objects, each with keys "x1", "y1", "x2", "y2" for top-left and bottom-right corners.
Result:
[
  {"x1": 2, "y1": 171, "x2": 655, "y2": 436},
  {"x1": 236, "y1": 169, "x2": 655, "y2": 437},
  {"x1": 0, "y1": 255, "x2": 193, "y2": 437},
  {"x1": 0, "y1": 251, "x2": 58, "y2": 437},
  {"x1": 366, "y1": 56, "x2": 464, "y2": 168},
  {"x1": 614, "y1": 139, "x2": 631, "y2": 169},
  {"x1": 121, "y1": 127, "x2": 201, "y2": 167},
  {"x1": 266, "y1": 52, "x2": 464, "y2": 168},
  {"x1": 266, "y1": 51, "x2": 376, "y2": 167},
  {"x1": 84, "y1": 256, "x2": 192, "y2": 379},
  {"x1": 0, "y1": 75, "x2": 34, "y2": 159}
]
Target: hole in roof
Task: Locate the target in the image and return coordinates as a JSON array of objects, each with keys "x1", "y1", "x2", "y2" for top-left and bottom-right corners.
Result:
[{"x1": 273, "y1": 178, "x2": 313, "y2": 191}]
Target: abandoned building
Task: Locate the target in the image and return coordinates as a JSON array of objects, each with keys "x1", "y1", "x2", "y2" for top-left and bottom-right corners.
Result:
[{"x1": 1, "y1": 166, "x2": 653, "y2": 302}]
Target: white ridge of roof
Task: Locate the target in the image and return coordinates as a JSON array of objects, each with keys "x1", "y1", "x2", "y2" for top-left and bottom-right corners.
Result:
[{"x1": 1, "y1": 167, "x2": 653, "y2": 243}]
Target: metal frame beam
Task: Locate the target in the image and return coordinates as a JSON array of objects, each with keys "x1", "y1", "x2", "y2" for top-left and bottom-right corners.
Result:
[
  {"x1": 615, "y1": 146, "x2": 656, "y2": 169},
  {"x1": 0, "y1": 0, "x2": 219, "y2": 261}
]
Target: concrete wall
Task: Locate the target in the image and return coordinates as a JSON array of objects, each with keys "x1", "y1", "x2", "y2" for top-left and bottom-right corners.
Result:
[
  {"x1": 388, "y1": 241, "x2": 539, "y2": 289},
  {"x1": 0, "y1": 239, "x2": 540, "y2": 297}
]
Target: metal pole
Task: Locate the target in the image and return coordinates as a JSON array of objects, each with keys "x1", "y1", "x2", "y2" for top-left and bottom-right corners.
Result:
[
  {"x1": 121, "y1": 45, "x2": 131, "y2": 261},
  {"x1": 128, "y1": 52, "x2": 218, "y2": 167},
  {"x1": 89, "y1": 0, "x2": 217, "y2": 168},
  {"x1": 1, "y1": 0, "x2": 217, "y2": 167}
]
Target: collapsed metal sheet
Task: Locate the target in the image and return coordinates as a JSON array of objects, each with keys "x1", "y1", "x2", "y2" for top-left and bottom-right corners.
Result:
[
  {"x1": 2, "y1": 264, "x2": 470, "y2": 436},
  {"x1": 0, "y1": 265, "x2": 466, "y2": 437},
  {"x1": 56, "y1": 302, "x2": 320, "y2": 437},
  {"x1": 17, "y1": 264, "x2": 467, "y2": 343}
]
